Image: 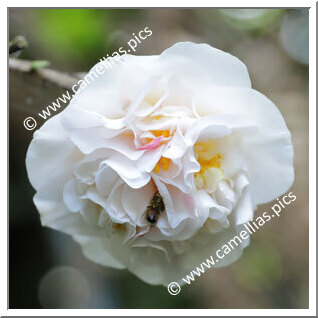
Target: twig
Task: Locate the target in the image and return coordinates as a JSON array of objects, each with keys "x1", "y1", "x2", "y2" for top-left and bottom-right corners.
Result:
[{"x1": 9, "y1": 58, "x2": 84, "y2": 90}]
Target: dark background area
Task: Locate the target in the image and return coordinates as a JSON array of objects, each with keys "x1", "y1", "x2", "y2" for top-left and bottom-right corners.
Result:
[{"x1": 9, "y1": 8, "x2": 309, "y2": 309}]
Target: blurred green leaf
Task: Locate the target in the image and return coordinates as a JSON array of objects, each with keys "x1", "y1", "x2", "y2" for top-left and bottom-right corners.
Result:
[
  {"x1": 232, "y1": 241, "x2": 282, "y2": 292},
  {"x1": 33, "y1": 9, "x2": 111, "y2": 65},
  {"x1": 30, "y1": 60, "x2": 50, "y2": 70}
]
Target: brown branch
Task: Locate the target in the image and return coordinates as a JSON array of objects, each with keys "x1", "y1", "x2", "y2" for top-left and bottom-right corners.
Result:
[{"x1": 9, "y1": 58, "x2": 85, "y2": 90}]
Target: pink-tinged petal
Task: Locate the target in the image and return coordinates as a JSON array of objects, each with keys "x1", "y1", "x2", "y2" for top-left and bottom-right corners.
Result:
[
  {"x1": 137, "y1": 136, "x2": 163, "y2": 151},
  {"x1": 182, "y1": 194, "x2": 195, "y2": 213}
]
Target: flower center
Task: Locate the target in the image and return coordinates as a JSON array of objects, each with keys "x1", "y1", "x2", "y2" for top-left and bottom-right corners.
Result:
[
  {"x1": 136, "y1": 129, "x2": 175, "y2": 173},
  {"x1": 194, "y1": 141, "x2": 224, "y2": 193},
  {"x1": 142, "y1": 130, "x2": 174, "y2": 173}
]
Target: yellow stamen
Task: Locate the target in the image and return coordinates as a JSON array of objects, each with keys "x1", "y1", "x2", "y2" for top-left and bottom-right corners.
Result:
[
  {"x1": 194, "y1": 140, "x2": 224, "y2": 192},
  {"x1": 154, "y1": 164, "x2": 160, "y2": 174},
  {"x1": 151, "y1": 130, "x2": 171, "y2": 138},
  {"x1": 154, "y1": 157, "x2": 172, "y2": 173},
  {"x1": 194, "y1": 153, "x2": 223, "y2": 176}
]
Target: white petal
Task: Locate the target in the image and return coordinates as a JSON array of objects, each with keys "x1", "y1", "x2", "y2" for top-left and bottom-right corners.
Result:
[
  {"x1": 163, "y1": 127, "x2": 187, "y2": 159},
  {"x1": 73, "y1": 235, "x2": 125, "y2": 269},
  {"x1": 136, "y1": 145, "x2": 166, "y2": 173},
  {"x1": 73, "y1": 149, "x2": 109, "y2": 185},
  {"x1": 185, "y1": 116, "x2": 232, "y2": 144},
  {"x1": 34, "y1": 193, "x2": 101, "y2": 236},
  {"x1": 102, "y1": 153, "x2": 150, "y2": 189},
  {"x1": 127, "y1": 243, "x2": 177, "y2": 285},
  {"x1": 232, "y1": 173, "x2": 254, "y2": 225},
  {"x1": 26, "y1": 115, "x2": 81, "y2": 197},
  {"x1": 121, "y1": 182, "x2": 156, "y2": 227},
  {"x1": 156, "y1": 42, "x2": 251, "y2": 89},
  {"x1": 63, "y1": 179, "x2": 83, "y2": 212},
  {"x1": 106, "y1": 183, "x2": 132, "y2": 223},
  {"x1": 95, "y1": 165, "x2": 120, "y2": 197},
  {"x1": 153, "y1": 176, "x2": 197, "y2": 228}
]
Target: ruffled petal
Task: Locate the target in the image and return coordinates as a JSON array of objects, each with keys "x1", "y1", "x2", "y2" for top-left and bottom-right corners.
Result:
[{"x1": 196, "y1": 87, "x2": 294, "y2": 204}]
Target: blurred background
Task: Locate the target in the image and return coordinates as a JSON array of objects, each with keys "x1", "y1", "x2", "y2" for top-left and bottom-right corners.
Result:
[{"x1": 9, "y1": 8, "x2": 309, "y2": 309}]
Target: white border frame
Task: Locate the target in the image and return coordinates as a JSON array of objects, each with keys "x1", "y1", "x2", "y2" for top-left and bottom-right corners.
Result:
[{"x1": 3, "y1": 0, "x2": 316, "y2": 316}]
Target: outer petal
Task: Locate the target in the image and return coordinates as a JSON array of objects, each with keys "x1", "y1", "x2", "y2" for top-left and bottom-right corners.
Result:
[
  {"x1": 156, "y1": 42, "x2": 251, "y2": 89},
  {"x1": 26, "y1": 114, "x2": 82, "y2": 198},
  {"x1": 34, "y1": 193, "x2": 102, "y2": 237},
  {"x1": 73, "y1": 235, "x2": 125, "y2": 269}
]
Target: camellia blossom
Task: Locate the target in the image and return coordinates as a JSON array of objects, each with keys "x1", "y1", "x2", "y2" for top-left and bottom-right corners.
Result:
[{"x1": 26, "y1": 42, "x2": 294, "y2": 285}]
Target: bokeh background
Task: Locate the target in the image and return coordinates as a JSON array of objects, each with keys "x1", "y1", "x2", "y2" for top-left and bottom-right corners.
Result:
[{"x1": 9, "y1": 8, "x2": 309, "y2": 309}]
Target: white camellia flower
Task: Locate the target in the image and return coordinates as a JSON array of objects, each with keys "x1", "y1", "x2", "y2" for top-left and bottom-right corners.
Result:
[{"x1": 26, "y1": 42, "x2": 294, "y2": 286}]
